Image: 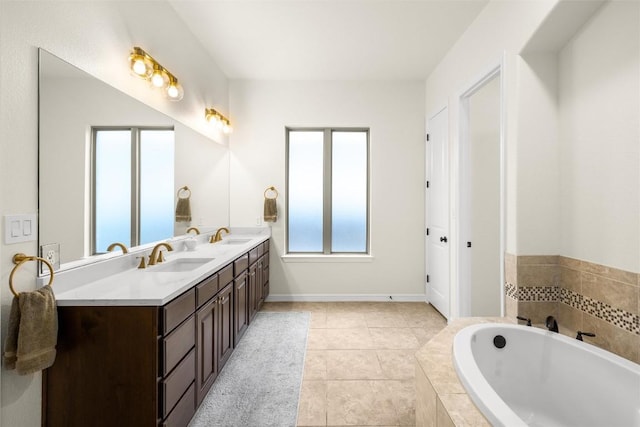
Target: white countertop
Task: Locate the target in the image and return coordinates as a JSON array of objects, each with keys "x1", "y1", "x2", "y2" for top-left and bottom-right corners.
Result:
[{"x1": 52, "y1": 229, "x2": 270, "y2": 307}]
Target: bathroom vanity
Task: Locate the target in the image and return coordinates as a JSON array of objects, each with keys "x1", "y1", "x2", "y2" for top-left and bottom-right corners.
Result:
[{"x1": 42, "y1": 234, "x2": 270, "y2": 427}]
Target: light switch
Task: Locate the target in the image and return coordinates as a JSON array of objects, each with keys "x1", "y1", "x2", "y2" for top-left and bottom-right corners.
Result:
[
  {"x1": 4, "y1": 214, "x2": 37, "y2": 244},
  {"x1": 23, "y1": 220, "x2": 32, "y2": 236},
  {"x1": 11, "y1": 220, "x2": 20, "y2": 237}
]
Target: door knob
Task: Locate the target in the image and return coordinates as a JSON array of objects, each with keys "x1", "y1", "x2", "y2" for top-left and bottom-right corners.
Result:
[{"x1": 440, "y1": 236, "x2": 448, "y2": 243}]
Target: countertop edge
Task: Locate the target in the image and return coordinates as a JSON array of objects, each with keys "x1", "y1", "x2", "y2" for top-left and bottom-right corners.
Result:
[{"x1": 54, "y1": 234, "x2": 270, "y2": 306}]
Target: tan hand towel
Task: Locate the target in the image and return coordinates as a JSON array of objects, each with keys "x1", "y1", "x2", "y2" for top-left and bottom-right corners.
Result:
[
  {"x1": 175, "y1": 197, "x2": 192, "y2": 222},
  {"x1": 3, "y1": 286, "x2": 58, "y2": 375},
  {"x1": 264, "y1": 198, "x2": 277, "y2": 222}
]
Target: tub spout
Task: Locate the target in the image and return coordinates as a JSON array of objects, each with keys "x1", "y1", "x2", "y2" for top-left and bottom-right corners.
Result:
[
  {"x1": 545, "y1": 316, "x2": 559, "y2": 333},
  {"x1": 516, "y1": 316, "x2": 532, "y2": 326},
  {"x1": 576, "y1": 331, "x2": 595, "y2": 341}
]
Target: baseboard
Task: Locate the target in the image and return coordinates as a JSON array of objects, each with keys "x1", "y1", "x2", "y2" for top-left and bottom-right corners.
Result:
[{"x1": 266, "y1": 294, "x2": 427, "y2": 302}]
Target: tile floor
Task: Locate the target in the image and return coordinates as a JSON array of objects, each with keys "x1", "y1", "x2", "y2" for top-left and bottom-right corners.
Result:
[{"x1": 261, "y1": 301, "x2": 447, "y2": 426}]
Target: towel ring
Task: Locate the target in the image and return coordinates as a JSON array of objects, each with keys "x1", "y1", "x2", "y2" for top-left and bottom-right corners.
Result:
[
  {"x1": 264, "y1": 186, "x2": 278, "y2": 199},
  {"x1": 177, "y1": 186, "x2": 191, "y2": 199},
  {"x1": 9, "y1": 253, "x2": 54, "y2": 298}
]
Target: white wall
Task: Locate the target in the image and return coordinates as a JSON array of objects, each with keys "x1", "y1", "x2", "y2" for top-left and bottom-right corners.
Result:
[
  {"x1": 229, "y1": 80, "x2": 425, "y2": 297},
  {"x1": 468, "y1": 76, "x2": 501, "y2": 316},
  {"x1": 424, "y1": 0, "x2": 559, "y2": 318},
  {"x1": 558, "y1": 1, "x2": 639, "y2": 272},
  {"x1": 0, "y1": 2, "x2": 229, "y2": 425},
  {"x1": 515, "y1": 53, "x2": 560, "y2": 255}
]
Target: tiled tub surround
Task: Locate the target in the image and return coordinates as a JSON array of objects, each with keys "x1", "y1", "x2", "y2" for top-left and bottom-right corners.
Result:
[
  {"x1": 415, "y1": 317, "x2": 511, "y2": 427},
  {"x1": 504, "y1": 254, "x2": 640, "y2": 363}
]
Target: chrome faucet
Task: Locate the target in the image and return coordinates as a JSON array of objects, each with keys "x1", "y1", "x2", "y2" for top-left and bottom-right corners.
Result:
[
  {"x1": 545, "y1": 315, "x2": 559, "y2": 333},
  {"x1": 210, "y1": 227, "x2": 230, "y2": 243},
  {"x1": 106, "y1": 242, "x2": 128, "y2": 254},
  {"x1": 148, "y1": 242, "x2": 173, "y2": 265}
]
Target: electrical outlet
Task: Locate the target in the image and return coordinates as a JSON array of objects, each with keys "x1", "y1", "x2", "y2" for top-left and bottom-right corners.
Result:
[{"x1": 39, "y1": 243, "x2": 60, "y2": 273}]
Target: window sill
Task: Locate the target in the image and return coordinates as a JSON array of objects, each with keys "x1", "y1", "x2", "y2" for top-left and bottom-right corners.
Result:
[{"x1": 281, "y1": 254, "x2": 374, "y2": 263}]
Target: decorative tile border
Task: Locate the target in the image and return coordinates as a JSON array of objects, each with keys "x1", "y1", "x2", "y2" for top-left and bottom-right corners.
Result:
[
  {"x1": 505, "y1": 282, "x2": 517, "y2": 300},
  {"x1": 560, "y1": 288, "x2": 639, "y2": 335},
  {"x1": 503, "y1": 254, "x2": 639, "y2": 336},
  {"x1": 517, "y1": 286, "x2": 560, "y2": 302}
]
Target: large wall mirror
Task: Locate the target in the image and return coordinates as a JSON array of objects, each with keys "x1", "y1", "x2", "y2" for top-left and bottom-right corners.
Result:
[{"x1": 38, "y1": 49, "x2": 230, "y2": 273}]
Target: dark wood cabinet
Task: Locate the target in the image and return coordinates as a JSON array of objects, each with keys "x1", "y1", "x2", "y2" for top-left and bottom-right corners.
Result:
[
  {"x1": 195, "y1": 295, "x2": 219, "y2": 405},
  {"x1": 248, "y1": 262, "x2": 258, "y2": 322},
  {"x1": 234, "y1": 271, "x2": 248, "y2": 345},
  {"x1": 43, "y1": 239, "x2": 269, "y2": 427},
  {"x1": 218, "y1": 283, "x2": 234, "y2": 369}
]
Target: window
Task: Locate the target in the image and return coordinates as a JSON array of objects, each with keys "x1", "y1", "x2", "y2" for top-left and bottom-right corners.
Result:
[
  {"x1": 92, "y1": 127, "x2": 174, "y2": 254},
  {"x1": 286, "y1": 128, "x2": 369, "y2": 254}
]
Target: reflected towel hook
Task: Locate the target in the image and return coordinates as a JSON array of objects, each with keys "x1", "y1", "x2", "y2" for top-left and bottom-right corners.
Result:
[
  {"x1": 264, "y1": 186, "x2": 278, "y2": 199},
  {"x1": 177, "y1": 185, "x2": 191, "y2": 199},
  {"x1": 9, "y1": 253, "x2": 54, "y2": 298}
]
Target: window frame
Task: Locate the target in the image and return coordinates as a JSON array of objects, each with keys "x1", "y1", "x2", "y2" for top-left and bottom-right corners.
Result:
[
  {"x1": 90, "y1": 126, "x2": 174, "y2": 254},
  {"x1": 285, "y1": 127, "x2": 370, "y2": 255}
]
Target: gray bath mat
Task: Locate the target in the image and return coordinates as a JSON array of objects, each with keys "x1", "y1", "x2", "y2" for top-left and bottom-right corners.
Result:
[{"x1": 189, "y1": 311, "x2": 310, "y2": 427}]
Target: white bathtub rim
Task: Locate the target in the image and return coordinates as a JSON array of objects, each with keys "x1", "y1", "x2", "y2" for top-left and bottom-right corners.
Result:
[
  {"x1": 453, "y1": 323, "x2": 640, "y2": 427},
  {"x1": 453, "y1": 324, "x2": 527, "y2": 427}
]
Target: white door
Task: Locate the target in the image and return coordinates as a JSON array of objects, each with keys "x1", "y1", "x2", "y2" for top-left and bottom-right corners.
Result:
[{"x1": 426, "y1": 108, "x2": 449, "y2": 319}]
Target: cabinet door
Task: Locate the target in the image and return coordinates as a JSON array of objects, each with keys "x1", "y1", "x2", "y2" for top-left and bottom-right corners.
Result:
[
  {"x1": 195, "y1": 298, "x2": 218, "y2": 405},
  {"x1": 248, "y1": 263, "x2": 258, "y2": 322},
  {"x1": 234, "y1": 271, "x2": 248, "y2": 346},
  {"x1": 256, "y1": 259, "x2": 265, "y2": 311},
  {"x1": 218, "y1": 283, "x2": 234, "y2": 370}
]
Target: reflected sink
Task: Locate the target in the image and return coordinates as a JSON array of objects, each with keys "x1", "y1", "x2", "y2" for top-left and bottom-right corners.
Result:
[
  {"x1": 151, "y1": 258, "x2": 214, "y2": 272},
  {"x1": 221, "y1": 239, "x2": 251, "y2": 245}
]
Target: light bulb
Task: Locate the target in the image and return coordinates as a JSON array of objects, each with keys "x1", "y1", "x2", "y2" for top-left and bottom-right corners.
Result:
[
  {"x1": 166, "y1": 80, "x2": 184, "y2": 101},
  {"x1": 132, "y1": 59, "x2": 148, "y2": 76},
  {"x1": 151, "y1": 68, "x2": 169, "y2": 88},
  {"x1": 222, "y1": 120, "x2": 232, "y2": 134}
]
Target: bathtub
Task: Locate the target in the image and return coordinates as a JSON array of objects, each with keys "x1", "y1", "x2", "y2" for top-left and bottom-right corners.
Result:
[{"x1": 453, "y1": 323, "x2": 640, "y2": 427}]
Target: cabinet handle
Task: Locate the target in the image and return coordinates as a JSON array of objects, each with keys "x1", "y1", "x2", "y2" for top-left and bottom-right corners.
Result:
[{"x1": 440, "y1": 236, "x2": 448, "y2": 243}]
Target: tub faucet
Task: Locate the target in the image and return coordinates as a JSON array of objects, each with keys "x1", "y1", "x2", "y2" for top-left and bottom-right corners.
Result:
[
  {"x1": 545, "y1": 316, "x2": 558, "y2": 333},
  {"x1": 576, "y1": 331, "x2": 596, "y2": 341},
  {"x1": 516, "y1": 316, "x2": 532, "y2": 326}
]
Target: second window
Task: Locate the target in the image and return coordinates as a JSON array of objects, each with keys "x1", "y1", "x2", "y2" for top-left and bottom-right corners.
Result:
[{"x1": 286, "y1": 128, "x2": 369, "y2": 254}]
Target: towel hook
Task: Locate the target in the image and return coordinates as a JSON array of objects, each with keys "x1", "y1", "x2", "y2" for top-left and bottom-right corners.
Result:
[
  {"x1": 177, "y1": 186, "x2": 191, "y2": 199},
  {"x1": 264, "y1": 186, "x2": 278, "y2": 199},
  {"x1": 9, "y1": 253, "x2": 54, "y2": 298}
]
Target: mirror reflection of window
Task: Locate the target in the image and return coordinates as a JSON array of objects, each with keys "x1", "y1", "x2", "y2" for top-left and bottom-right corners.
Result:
[{"x1": 93, "y1": 127, "x2": 174, "y2": 254}]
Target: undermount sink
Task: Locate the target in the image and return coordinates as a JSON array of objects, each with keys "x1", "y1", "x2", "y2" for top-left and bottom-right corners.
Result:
[
  {"x1": 151, "y1": 258, "x2": 214, "y2": 272},
  {"x1": 221, "y1": 239, "x2": 251, "y2": 245}
]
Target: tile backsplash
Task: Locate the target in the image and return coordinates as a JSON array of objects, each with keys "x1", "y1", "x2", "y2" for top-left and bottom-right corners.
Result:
[{"x1": 504, "y1": 253, "x2": 639, "y2": 363}]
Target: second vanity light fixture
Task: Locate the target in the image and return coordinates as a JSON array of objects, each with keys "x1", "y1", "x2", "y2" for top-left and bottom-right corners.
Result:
[
  {"x1": 129, "y1": 46, "x2": 184, "y2": 101},
  {"x1": 205, "y1": 108, "x2": 233, "y2": 134}
]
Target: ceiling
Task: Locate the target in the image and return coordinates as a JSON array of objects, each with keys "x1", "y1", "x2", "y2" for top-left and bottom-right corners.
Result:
[{"x1": 169, "y1": 0, "x2": 489, "y2": 81}]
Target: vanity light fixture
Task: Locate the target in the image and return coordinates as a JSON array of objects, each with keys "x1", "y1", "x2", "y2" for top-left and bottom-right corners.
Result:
[
  {"x1": 205, "y1": 108, "x2": 233, "y2": 134},
  {"x1": 128, "y1": 46, "x2": 184, "y2": 101}
]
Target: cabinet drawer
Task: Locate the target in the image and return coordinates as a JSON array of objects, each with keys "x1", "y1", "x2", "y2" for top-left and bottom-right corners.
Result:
[
  {"x1": 248, "y1": 247, "x2": 259, "y2": 265},
  {"x1": 161, "y1": 315, "x2": 195, "y2": 376},
  {"x1": 160, "y1": 349, "x2": 195, "y2": 419},
  {"x1": 234, "y1": 254, "x2": 248, "y2": 276},
  {"x1": 162, "y1": 289, "x2": 195, "y2": 334},
  {"x1": 196, "y1": 273, "x2": 219, "y2": 307},
  {"x1": 162, "y1": 382, "x2": 195, "y2": 427},
  {"x1": 262, "y1": 240, "x2": 270, "y2": 253},
  {"x1": 257, "y1": 243, "x2": 264, "y2": 258},
  {"x1": 218, "y1": 263, "x2": 234, "y2": 287}
]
